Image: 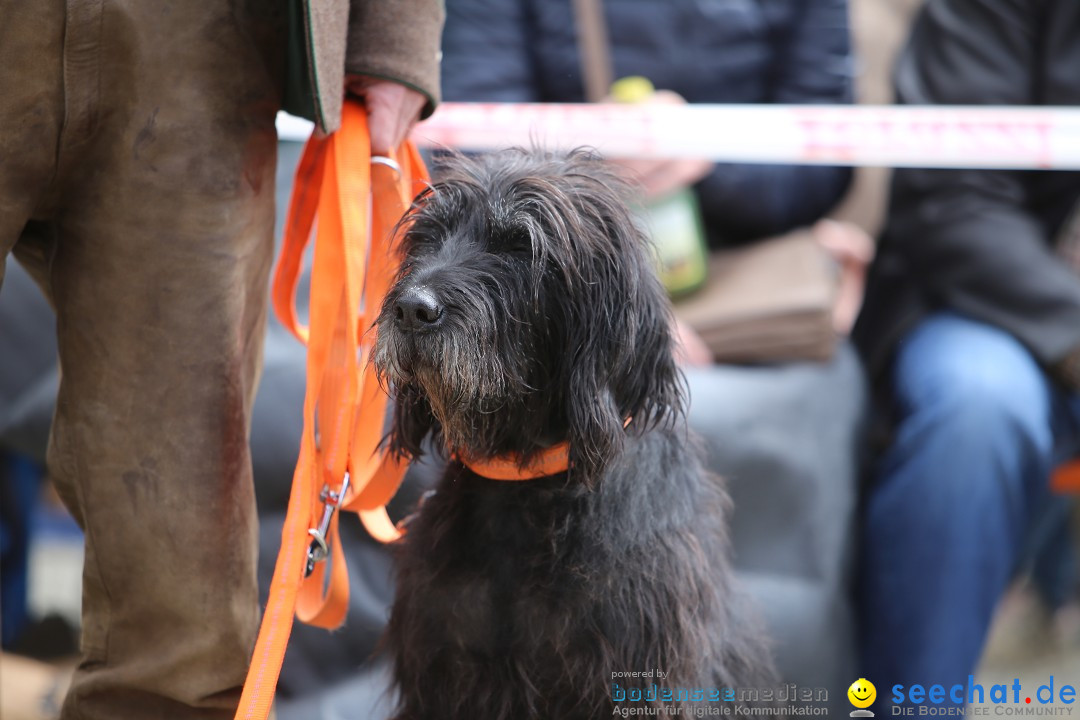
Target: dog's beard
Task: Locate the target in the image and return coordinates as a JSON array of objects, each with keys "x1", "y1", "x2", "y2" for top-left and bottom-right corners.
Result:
[{"x1": 373, "y1": 319, "x2": 523, "y2": 454}]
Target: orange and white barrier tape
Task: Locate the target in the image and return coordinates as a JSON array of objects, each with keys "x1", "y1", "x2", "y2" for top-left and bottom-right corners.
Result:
[{"x1": 278, "y1": 103, "x2": 1080, "y2": 170}]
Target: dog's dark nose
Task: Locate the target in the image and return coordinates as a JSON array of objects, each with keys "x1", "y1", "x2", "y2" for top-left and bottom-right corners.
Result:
[{"x1": 394, "y1": 287, "x2": 444, "y2": 329}]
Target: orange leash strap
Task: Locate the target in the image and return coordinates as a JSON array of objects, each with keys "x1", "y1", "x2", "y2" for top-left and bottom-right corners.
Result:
[{"x1": 234, "y1": 103, "x2": 428, "y2": 720}]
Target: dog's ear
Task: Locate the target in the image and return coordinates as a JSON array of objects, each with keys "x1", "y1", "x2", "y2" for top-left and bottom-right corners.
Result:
[
  {"x1": 607, "y1": 276, "x2": 686, "y2": 434},
  {"x1": 563, "y1": 259, "x2": 686, "y2": 482},
  {"x1": 556, "y1": 152, "x2": 686, "y2": 481}
]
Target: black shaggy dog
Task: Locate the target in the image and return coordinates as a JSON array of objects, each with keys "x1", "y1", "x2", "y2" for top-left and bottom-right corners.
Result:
[{"x1": 373, "y1": 149, "x2": 774, "y2": 719}]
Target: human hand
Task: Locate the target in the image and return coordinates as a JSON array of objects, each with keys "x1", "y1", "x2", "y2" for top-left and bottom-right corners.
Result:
[
  {"x1": 346, "y1": 75, "x2": 427, "y2": 156},
  {"x1": 672, "y1": 317, "x2": 714, "y2": 367},
  {"x1": 608, "y1": 90, "x2": 714, "y2": 200},
  {"x1": 811, "y1": 219, "x2": 875, "y2": 336}
]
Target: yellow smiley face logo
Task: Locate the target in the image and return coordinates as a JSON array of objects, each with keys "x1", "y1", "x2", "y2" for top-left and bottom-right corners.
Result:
[{"x1": 848, "y1": 678, "x2": 876, "y2": 709}]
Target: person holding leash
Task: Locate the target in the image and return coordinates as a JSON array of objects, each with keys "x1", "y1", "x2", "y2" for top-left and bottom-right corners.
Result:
[{"x1": 0, "y1": 1, "x2": 442, "y2": 717}]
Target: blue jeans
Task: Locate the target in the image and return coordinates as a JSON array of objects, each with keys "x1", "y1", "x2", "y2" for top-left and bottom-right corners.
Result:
[{"x1": 860, "y1": 313, "x2": 1080, "y2": 701}]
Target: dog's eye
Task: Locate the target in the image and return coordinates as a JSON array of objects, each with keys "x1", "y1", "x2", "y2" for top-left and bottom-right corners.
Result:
[
  {"x1": 403, "y1": 227, "x2": 444, "y2": 256},
  {"x1": 491, "y1": 228, "x2": 534, "y2": 256}
]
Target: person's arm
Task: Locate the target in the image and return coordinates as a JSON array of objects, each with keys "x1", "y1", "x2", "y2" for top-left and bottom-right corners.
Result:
[
  {"x1": 440, "y1": 0, "x2": 539, "y2": 103},
  {"x1": 696, "y1": 0, "x2": 853, "y2": 242},
  {"x1": 886, "y1": 0, "x2": 1080, "y2": 375},
  {"x1": 344, "y1": 0, "x2": 446, "y2": 119}
]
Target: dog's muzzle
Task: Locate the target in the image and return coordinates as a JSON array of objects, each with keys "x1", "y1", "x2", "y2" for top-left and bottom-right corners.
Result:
[{"x1": 393, "y1": 286, "x2": 444, "y2": 331}]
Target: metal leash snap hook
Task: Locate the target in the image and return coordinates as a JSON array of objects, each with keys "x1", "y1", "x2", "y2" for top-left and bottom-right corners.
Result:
[{"x1": 304, "y1": 472, "x2": 351, "y2": 578}]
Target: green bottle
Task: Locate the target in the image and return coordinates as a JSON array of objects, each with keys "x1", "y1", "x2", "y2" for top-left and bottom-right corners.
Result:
[{"x1": 610, "y1": 76, "x2": 709, "y2": 297}]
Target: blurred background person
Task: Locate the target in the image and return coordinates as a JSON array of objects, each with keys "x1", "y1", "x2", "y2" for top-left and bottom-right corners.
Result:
[
  {"x1": 439, "y1": 0, "x2": 867, "y2": 700},
  {"x1": 853, "y1": 0, "x2": 1080, "y2": 700}
]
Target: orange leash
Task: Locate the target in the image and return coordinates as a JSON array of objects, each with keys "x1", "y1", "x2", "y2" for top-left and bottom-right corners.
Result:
[{"x1": 234, "y1": 101, "x2": 428, "y2": 720}]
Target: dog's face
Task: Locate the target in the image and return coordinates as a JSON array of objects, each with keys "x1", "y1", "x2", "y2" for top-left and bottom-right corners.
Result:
[{"x1": 374, "y1": 149, "x2": 684, "y2": 481}]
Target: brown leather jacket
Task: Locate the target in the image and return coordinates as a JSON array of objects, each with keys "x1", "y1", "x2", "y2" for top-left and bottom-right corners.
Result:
[{"x1": 295, "y1": 0, "x2": 444, "y2": 132}]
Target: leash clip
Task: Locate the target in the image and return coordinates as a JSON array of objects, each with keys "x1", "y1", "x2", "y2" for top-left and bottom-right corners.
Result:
[{"x1": 305, "y1": 472, "x2": 350, "y2": 577}]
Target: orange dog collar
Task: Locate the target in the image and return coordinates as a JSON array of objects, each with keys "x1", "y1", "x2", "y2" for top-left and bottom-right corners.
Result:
[
  {"x1": 459, "y1": 441, "x2": 571, "y2": 481},
  {"x1": 457, "y1": 418, "x2": 632, "y2": 481}
]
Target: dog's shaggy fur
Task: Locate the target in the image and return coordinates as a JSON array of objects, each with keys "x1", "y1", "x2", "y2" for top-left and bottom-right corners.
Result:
[{"x1": 374, "y1": 149, "x2": 774, "y2": 719}]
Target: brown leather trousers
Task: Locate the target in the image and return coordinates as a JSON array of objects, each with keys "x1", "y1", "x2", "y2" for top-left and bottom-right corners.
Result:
[{"x1": 1, "y1": 1, "x2": 286, "y2": 717}]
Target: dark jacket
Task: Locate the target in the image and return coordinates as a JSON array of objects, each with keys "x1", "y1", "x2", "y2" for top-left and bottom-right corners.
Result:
[
  {"x1": 440, "y1": 0, "x2": 853, "y2": 244},
  {"x1": 853, "y1": 0, "x2": 1080, "y2": 383}
]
